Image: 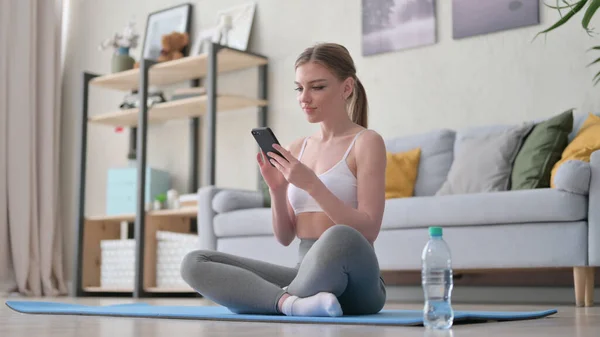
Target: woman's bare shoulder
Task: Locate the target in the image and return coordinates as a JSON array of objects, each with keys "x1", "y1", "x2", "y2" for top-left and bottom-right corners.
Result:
[
  {"x1": 355, "y1": 129, "x2": 386, "y2": 163},
  {"x1": 357, "y1": 129, "x2": 385, "y2": 148}
]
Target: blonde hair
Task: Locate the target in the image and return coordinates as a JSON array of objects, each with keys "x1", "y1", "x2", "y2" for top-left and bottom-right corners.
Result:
[{"x1": 295, "y1": 43, "x2": 368, "y2": 128}]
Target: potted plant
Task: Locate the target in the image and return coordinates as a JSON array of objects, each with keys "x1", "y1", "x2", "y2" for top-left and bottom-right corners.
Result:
[
  {"x1": 153, "y1": 193, "x2": 167, "y2": 210},
  {"x1": 99, "y1": 21, "x2": 140, "y2": 73},
  {"x1": 536, "y1": 1, "x2": 600, "y2": 84}
]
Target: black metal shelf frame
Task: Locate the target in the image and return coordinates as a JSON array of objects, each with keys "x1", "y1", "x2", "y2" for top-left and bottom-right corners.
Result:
[{"x1": 73, "y1": 42, "x2": 268, "y2": 298}]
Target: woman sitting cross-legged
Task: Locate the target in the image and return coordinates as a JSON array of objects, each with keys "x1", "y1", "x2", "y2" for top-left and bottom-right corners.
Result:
[{"x1": 180, "y1": 42, "x2": 387, "y2": 317}]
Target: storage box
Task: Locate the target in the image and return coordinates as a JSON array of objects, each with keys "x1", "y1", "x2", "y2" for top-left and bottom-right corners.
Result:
[
  {"x1": 106, "y1": 167, "x2": 170, "y2": 215},
  {"x1": 100, "y1": 239, "x2": 135, "y2": 289},
  {"x1": 156, "y1": 231, "x2": 199, "y2": 289}
]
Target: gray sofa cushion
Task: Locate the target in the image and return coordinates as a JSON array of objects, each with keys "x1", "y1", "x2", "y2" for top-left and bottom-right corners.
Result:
[
  {"x1": 436, "y1": 123, "x2": 533, "y2": 195},
  {"x1": 213, "y1": 189, "x2": 264, "y2": 213},
  {"x1": 214, "y1": 208, "x2": 273, "y2": 237},
  {"x1": 452, "y1": 123, "x2": 519, "y2": 152},
  {"x1": 382, "y1": 188, "x2": 587, "y2": 230},
  {"x1": 384, "y1": 129, "x2": 455, "y2": 197},
  {"x1": 376, "y1": 222, "x2": 587, "y2": 270},
  {"x1": 553, "y1": 160, "x2": 591, "y2": 195}
]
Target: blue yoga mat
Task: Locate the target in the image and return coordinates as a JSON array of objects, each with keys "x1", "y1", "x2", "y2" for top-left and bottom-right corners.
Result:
[{"x1": 5, "y1": 301, "x2": 557, "y2": 326}]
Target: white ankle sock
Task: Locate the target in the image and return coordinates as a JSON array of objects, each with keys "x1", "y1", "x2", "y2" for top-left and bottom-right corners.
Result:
[{"x1": 281, "y1": 292, "x2": 343, "y2": 317}]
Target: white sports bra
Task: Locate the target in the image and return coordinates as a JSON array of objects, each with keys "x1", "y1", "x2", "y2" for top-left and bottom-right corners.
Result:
[{"x1": 287, "y1": 129, "x2": 367, "y2": 214}]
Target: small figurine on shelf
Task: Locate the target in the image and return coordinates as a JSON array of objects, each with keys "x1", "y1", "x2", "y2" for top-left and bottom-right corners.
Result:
[
  {"x1": 118, "y1": 90, "x2": 166, "y2": 109},
  {"x1": 167, "y1": 189, "x2": 180, "y2": 209},
  {"x1": 216, "y1": 14, "x2": 233, "y2": 47},
  {"x1": 99, "y1": 21, "x2": 140, "y2": 73}
]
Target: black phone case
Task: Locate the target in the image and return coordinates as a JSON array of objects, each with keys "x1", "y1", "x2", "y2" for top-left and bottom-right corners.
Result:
[{"x1": 251, "y1": 127, "x2": 284, "y2": 167}]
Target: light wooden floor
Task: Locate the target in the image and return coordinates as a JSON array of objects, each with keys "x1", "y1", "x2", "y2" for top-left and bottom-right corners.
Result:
[{"x1": 1, "y1": 296, "x2": 599, "y2": 337}]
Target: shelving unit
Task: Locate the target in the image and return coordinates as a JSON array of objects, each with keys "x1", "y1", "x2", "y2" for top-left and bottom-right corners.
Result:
[{"x1": 73, "y1": 42, "x2": 269, "y2": 297}]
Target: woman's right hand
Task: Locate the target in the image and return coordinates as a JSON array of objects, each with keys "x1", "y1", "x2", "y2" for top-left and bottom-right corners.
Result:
[{"x1": 257, "y1": 151, "x2": 288, "y2": 192}]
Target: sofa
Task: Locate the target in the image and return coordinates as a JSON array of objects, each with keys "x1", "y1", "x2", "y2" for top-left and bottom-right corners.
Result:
[{"x1": 196, "y1": 111, "x2": 599, "y2": 307}]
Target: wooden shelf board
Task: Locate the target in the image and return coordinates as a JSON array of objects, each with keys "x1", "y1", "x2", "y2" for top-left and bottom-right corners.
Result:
[
  {"x1": 89, "y1": 48, "x2": 268, "y2": 91},
  {"x1": 88, "y1": 94, "x2": 267, "y2": 127},
  {"x1": 148, "y1": 207, "x2": 197, "y2": 217},
  {"x1": 85, "y1": 214, "x2": 135, "y2": 222},
  {"x1": 83, "y1": 286, "x2": 133, "y2": 293},
  {"x1": 145, "y1": 287, "x2": 196, "y2": 293},
  {"x1": 85, "y1": 207, "x2": 197, "y2": 222}
]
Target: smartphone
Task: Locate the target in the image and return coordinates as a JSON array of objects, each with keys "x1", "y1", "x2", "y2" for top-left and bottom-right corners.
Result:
[{"x1": 251, "y1": 127, "x2": 286, "y2": 167}]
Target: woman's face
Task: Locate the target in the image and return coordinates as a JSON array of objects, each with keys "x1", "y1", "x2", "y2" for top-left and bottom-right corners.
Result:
[{"x1": 294, "y1": 61, "x2": 351, "y2": 123}]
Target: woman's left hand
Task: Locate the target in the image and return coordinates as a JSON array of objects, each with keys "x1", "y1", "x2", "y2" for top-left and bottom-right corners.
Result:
[{"x1": 268, "y1": 144, "x2": 319, "y2": 193}]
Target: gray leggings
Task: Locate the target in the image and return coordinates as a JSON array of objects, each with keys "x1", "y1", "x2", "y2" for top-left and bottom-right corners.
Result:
[{"x1": 180, "y1": 224, "x2": 386, "y2": 315}]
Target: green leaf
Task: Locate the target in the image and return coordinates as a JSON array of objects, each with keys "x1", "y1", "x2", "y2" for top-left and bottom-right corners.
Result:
[
  {"x1": 544, "y1": 0, "x2": 581, "y2": 10},
  {"x1": 593, "y1": 72, "x2": 600, "y2": 85},
  {"x1": 587, "y1": 45, "x2": 600, "y2": 51},
  {"x1": 535, "y1": 0, "x2": 587, "y2": 38},
  {"x1": 583, "y1": 0, "x2": 600, "y2": 30},
  {"x1": 588, "y1": 56, "x2": 600, "y2": 67}
]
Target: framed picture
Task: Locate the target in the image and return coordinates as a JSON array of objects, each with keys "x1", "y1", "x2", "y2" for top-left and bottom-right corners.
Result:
[
  {"x1": 452, "y1": 0, "x2": 539, "y2": 39},
  {"x1": 141, "y1": 3, "x2": 192, "y2": 61},
  {"x1": 216, "y1": 2, "x2": 256, "y2": 51},
  {"x1": 189, "y1": 2, "x2": 256, "y2": 56},
  {"x1": 362, "y1": 0, "x2": 437, "y2": 56}
]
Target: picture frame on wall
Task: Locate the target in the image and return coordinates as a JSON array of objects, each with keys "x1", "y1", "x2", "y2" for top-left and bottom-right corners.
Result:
[
  {"x1": 362, "y1": 0, "x2": 437, "y2": 56},
  {"x1": 141, "y1": 3, "x2": 192, "y2": 61},
  {"x1": 452, "y1": 0, "x2": 539, "y2": 39}
]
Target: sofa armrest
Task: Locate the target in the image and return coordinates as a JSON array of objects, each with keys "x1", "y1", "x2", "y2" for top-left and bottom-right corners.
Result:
[
  {"x1": 589, "y1": 150, "x2": 600, "y2": 265},
  {"x1": 196, "y1": 186, "x2": 265, "y2": 251},
  {"x1": 197, "y1": 186, "x2": 223, "y2": 251},
  {"x1": 212, "y1": 189, "x2": 265, "y2": 213},
  {"x1": 553, "y1": 160, "x2": 591, "y2": 195}
]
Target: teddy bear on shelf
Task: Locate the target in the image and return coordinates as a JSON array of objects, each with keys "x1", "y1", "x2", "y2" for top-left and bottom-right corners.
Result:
[
  {"x1": 157, "y1": 31, "x2": 189, "y2": 62},
  {"x1": 134, "y1": 31, "x2": 189, "y2": 68}
]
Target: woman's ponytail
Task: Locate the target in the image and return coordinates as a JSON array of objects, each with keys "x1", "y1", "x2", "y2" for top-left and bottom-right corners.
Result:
[{"x1": 349, "y1": 77, "x2": 368, "y2": 128}]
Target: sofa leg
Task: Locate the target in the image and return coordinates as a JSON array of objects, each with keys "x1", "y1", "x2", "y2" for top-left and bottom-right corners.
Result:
[
  {"x1": 585, "y1": 267, "x2": 595, "y2": 307},
  {"x1": 573, "y1": 266, "x2": 595, "y2": 307}
]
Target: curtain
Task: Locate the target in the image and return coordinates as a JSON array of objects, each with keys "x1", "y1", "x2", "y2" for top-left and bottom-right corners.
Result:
[{"x1": 0, "y1": 0, "x2": 67, "y2": 297}]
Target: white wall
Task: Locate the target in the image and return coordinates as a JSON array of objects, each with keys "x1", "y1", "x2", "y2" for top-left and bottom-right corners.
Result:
[{"x1": 60, "y1": 0, "x2": 600, "y2": 283}]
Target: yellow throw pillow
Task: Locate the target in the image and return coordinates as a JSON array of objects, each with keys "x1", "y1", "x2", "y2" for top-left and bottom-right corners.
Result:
[
  {"x1": 385, "y1": 147, "x2": 421, "y2": 199},
  {"x1": 551, "y1": 113, "x2": 600, "y2": 187}
]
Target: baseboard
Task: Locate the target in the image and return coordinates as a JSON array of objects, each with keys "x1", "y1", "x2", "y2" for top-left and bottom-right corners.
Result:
[{"x1": 386, "y1": 286, "x2": 600, "y2": 305}]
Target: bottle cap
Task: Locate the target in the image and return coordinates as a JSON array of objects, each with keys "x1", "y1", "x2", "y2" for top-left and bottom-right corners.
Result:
[{"x1": 429, "y1": 226, "x2": 443, "y2": 237}]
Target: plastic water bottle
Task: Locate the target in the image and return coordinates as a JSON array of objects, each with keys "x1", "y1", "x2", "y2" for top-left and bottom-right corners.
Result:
[{"x1": 421, "y1": 226, "x2": 454, "y2": 329}]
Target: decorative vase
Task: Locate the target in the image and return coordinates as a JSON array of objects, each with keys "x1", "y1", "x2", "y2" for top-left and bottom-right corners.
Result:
[{"x1": 111, "y1": 47, "x2": 135, "y2": 73}]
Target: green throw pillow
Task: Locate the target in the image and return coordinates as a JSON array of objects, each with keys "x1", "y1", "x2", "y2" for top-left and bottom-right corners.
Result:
[{"x1": 511, "y1": 109, "x2": 573, "y2": 190}]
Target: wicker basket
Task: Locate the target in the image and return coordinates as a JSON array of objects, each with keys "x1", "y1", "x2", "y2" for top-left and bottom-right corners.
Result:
[
  {"x1": 100, "y1": 239, "x2": 135, "y2": 289},
  {"x1": 156, "y1": 231, "x2": 199, "y2": 288}
]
